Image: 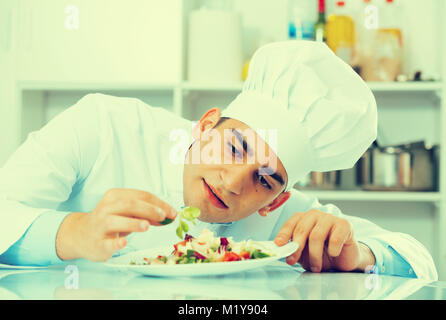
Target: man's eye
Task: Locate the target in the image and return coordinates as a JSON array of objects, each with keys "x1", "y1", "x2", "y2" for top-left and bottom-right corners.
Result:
[
  {"x1": 228, "y1": 142, "x2": 242, "y2": 158},
  {"x1": 259, "y1": 175, "x2": 272, "y2": 190}
]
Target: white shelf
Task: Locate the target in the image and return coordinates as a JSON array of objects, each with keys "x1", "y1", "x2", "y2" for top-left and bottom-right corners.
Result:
[
  {"x1": 18, "y1": 80, "x2": 442, "y2": 93},
  {"x1": 367, "y1": 81, "x2": 443, "y2": 92},
  {"x1": 301, "y1": 190, "x2": 441, "y2": 203},
  {"x1": 181, "y1": 81, "x2": 244, "y2": 92},
  {"x1": 182, "y1": 81, "x2": 443, "y2": 93},
  {"x1": 18, "y1": 81, "x2": 177, "y2": 91}
]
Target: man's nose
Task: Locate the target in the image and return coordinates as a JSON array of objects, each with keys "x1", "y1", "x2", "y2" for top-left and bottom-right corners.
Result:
[{"x1": 221, "y1": 165, "x2": 253, "y2": 195}]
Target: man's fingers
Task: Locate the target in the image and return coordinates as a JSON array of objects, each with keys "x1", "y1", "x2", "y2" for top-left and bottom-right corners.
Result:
[
  {"x1": 307, "y1": 221, "x2": 333, "y2": 272},
  {"x1": 287, "y1": 214, "x2": 317, "y2": 264},
  {"x1": 139, "y1": 191, "x2": 178, "y2": 220},
  {"x1": 103, "y1": 215, "x2": 150, "y2": 235},
  {"x1": 327, "y1": 220, "x2": 352, "y2": 257},
  {"x1": 285, "y1": 214, "x2": 318, "y2": 265},
  {"x1": 104, "y1": 188, "x2": 178, "y2": 220},
  {"x1": 103, "y1": 199, "x2": 168, "y2": 223},
  {"x1": 274, "y1": 213, "x2": 303, "y2": 246},
  {"x1": 102, "y1": 237, "x2": 127, "y2": 256},
  {"x1": 275, "y1": 211, "x2": 357, "y2": 272}
]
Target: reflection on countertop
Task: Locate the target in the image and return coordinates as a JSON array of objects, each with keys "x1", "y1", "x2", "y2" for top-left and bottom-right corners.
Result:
[{"x1": 0, "y1": 260, "x2": 444, "y2": 300}]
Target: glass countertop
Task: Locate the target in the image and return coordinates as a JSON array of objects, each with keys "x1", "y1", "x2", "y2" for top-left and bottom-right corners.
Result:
[{"x1": 0, "y1": 260, "x2": 445, "y2": 300}]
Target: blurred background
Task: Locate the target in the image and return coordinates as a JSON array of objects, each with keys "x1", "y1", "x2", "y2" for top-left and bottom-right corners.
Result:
[{"x1": 1, "y1": 0, "x2": 446, "y2": 278}]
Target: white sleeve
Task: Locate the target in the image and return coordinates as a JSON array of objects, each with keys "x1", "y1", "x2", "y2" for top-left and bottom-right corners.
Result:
[
  {"x1": 270, "y1": 189, "x2": 438, "y2": 280},
  {"x1": 0, "y1": 93, "x2": 102, "y2": 256}
]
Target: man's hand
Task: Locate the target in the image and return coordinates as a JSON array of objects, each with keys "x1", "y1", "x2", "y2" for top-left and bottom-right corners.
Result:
[
  {"x1": 56, "y1": 188, "x2": 177, "y2": 262},
  {"x1": 274, "y1": 210, "x2": 375, "y2": 273}
]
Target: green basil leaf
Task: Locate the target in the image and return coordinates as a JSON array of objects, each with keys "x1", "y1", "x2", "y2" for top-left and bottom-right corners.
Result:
[
  {"x1": 181, "y1": 207, "x2": 200, "y2": 221},
  {"x1": 159, "y1": 218, "x2": 173, "y2": 225},
  {"x1": 176, "y1": 225, "x2": 183, "y2": 239},
  {"x1": 184, "y1": 207, "x2": 201, "y2": 218},
  {"x1": 181, "y1": 211, "x2": 194, "y2": 221},
  {"x1": 175, "y1": 206, "x2": 200, "y2": 239},
  {"x1": 180, "y1": 220, "x2": 189, "y2": 232}
]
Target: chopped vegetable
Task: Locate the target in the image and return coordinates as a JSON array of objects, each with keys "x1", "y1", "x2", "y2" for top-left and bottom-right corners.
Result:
[
  {"x1": 173, "y1": 240, "x2": 188, "y2": 253},
  {"x1": 222, "y1": 252, "x2": 241, "y2": 262},
  {"x1": 185, "y1": 249, "x2": 195, "y2": 258},
  {"x1": 240, "y1": 251, "x2": 251, "y2": 259},
  {"x1": 194, "y1": 251, "x2": 207, "y2": 260},
  {"x1": 252, "y1": 249, "x2": 270, "y2": 259},
  {"x1": 220, "y1": 237, "x2": 229, "y2": 247},
  {"x1": 184, "y1": 234, "x2": 194, "y2": 241}
]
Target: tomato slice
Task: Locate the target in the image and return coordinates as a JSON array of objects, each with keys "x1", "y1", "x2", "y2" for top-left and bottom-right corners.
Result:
[
  {"x1": 173, "y1": 240, "x2": 187, "y2": 253},
  {"x1": 240, "y1": 251, "x2": 251, "y2": 260},
  {"x1": 223, "y1": 252, "x2": 241, "y2": 262}
]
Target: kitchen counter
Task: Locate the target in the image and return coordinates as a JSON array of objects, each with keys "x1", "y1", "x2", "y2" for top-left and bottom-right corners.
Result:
[{"x1": 0, "y1": 260, "x2": 445, "y2": 300}]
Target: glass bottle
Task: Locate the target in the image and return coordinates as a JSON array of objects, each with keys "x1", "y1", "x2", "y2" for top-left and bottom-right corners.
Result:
[
  {"x1": 326, "y1": 0, "x2": 356, "y2": 64},
  {"x1": 314, "y1": 0, "x2": 327, "y2": 42}
]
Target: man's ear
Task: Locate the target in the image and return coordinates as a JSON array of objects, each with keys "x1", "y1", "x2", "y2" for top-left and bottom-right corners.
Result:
[
  {"x1": 258, "y1": 191, "x2": 291, "y2": 217},
  {"x1": 192, "y1": 107, "x2": 221, "y2": 140}
]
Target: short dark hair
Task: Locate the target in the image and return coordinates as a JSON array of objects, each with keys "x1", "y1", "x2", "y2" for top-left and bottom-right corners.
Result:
[
  {"x1": 215, "y1": 116, "x2": 230, "y2": 128},
  {"x1": 187, "y1": 117, "x2": 231, "y2": 151}
]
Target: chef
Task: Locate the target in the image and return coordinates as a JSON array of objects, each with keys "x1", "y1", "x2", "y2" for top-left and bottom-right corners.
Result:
[{"x1": 0, "y1": 41, "x2": 437, "y2": 280}]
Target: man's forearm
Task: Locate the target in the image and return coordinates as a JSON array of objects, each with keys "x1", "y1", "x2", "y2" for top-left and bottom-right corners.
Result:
[{"x1": 0, "y1": 211, "x2": 72, "y2": 266}]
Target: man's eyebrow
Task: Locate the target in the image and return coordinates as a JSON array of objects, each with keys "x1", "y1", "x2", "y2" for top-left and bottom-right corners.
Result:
[
  {"x1": 259, "y1": 166, "x2": 285, "y2": 186},
  {"x1": 231, "y1": 129, "x2": 253, "y2": 156},
  {"x1": 231, "y1": 129, "x2": 285, "y2": 187}
]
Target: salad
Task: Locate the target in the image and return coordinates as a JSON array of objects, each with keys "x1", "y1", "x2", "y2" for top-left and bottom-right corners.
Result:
[{"x1": 130, "y1": 229, "x2": 275, "y2": 265}]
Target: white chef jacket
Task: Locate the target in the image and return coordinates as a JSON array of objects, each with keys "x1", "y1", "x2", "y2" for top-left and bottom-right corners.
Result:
[{"x1": 0, "y1": 93, "x2": 438, "y2": 280}]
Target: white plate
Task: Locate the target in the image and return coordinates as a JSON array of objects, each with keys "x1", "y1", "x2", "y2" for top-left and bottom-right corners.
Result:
[{"x1": 104, "y1": 241, "x2": 298, "y2": 277}]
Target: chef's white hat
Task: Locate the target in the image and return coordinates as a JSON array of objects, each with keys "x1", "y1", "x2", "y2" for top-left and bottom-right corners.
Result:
[{"x1": 222, "y1": 40, "x2": 377, "y2": 188}]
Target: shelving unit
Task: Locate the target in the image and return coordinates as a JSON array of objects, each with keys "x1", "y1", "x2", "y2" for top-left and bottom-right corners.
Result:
[
  {"x1": 367, "y1": 81, "x2": 443, "y2": 92},
  {"x1": 4, "y1": 0, "x2": 446, "y2": 279},
  {"x1": 18, "y1": 80, "x2": 443, "y2": 130},
  {"x1": 302, "y1": 191, "x2": 442, "y2": 203},
  {"x1": 18, "y1": 81, "x2": 178, "y2": 92}
]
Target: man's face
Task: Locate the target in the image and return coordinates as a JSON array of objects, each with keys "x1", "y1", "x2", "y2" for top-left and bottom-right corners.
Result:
[{"x1": 182, "y1": 111, "x2": 288, "y2": 223}]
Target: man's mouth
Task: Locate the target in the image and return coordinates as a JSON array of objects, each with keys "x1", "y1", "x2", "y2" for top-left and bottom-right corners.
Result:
[{"x1": 202, "y1": 179, "x2": 229, "y2": 210}]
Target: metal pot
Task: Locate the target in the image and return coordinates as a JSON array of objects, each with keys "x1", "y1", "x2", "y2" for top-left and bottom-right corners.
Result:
[
  {"x1": 295, "y1": 171, "x2": 341, "y2": 190},
  {"x1": 356, "y1": 141, "x2": 437, "y2": 191}
]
